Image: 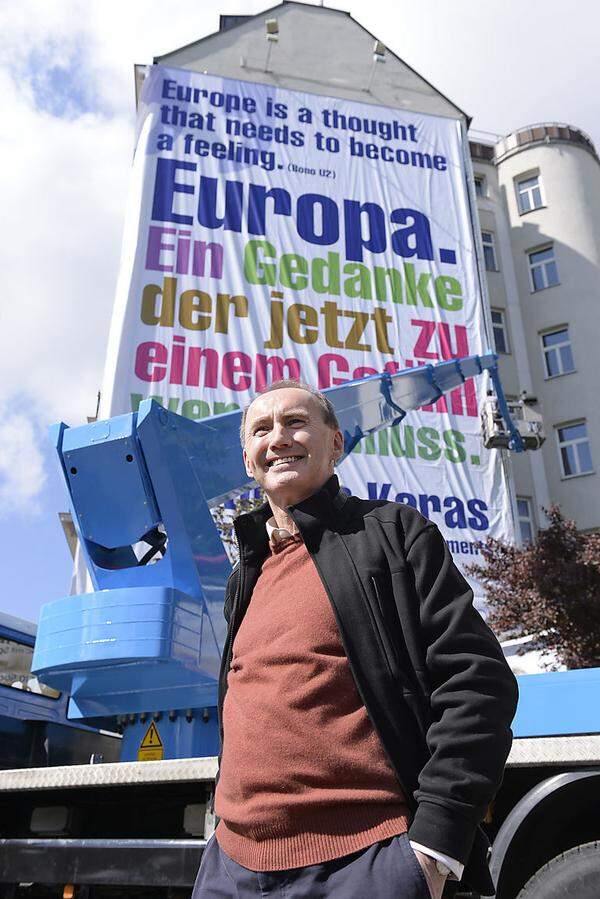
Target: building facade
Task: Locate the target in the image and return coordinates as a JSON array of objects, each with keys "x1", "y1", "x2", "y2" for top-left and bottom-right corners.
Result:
[
  {"x1": 152, "y1": 2, "x2": 600, "y2": 542},
  {"x1": 472, "y1": 125, "x2": 600, "y2": 540}
]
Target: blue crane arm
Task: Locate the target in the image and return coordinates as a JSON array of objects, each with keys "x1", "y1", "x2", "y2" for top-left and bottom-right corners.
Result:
[
  {"x1": 31, "y1": 353, "x2": 515, "y2": 732},
  {"x1": 328, "y1": 351, "x2": 525, "y2": 460}
]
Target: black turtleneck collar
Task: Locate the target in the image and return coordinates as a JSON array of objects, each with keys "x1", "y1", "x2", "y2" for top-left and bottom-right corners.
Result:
[{"x1": 233, "y1": 475, "x2": 348, "y2": 560}]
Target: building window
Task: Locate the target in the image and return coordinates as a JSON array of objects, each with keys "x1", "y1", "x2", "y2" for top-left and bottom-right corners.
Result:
[
  {"x1": 0, "y1": 637, "x2": 60, "y2": 698},
  {"x1": 482, "y1": 231, "x2": 498, "y2": 271},
  {"x1": 491, "y1": 309, "x2": 509, "y2": 354},
  {"x1": 528, "y1": 246, "x2": 559, "y2": 291},
  {"x1": 516, "y1": 174, "x2": 543, "y2": 213},
  {"x1": 516, "y1": 497, "x2": 534, "y2": 544},
  {"x1": 541, "y1": 327, "x2": 575, "y2": 377},
  {"x1": 474, "y1": 175, "x2": 486, "y2": 198},
  {"x1": 557, "y1": 422, "x2": 593, "y2": 478}
]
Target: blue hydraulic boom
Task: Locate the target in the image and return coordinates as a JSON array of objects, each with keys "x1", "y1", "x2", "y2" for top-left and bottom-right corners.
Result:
[{"x1": 32, "y1": 353, "x2": 526, "y2": 761}]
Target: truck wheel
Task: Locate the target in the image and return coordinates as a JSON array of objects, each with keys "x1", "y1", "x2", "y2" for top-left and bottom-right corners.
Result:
[{"x1": 517, "y1": 841, "x2": 600, "y2": 898}]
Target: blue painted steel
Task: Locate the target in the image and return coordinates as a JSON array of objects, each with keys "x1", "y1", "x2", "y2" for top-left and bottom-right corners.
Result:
[
  {"x1": 119, "y1": 710, "x2": 219, "y2": 761},
  {"x1": 32, "y1": 353, "x2": 523, "y2": 753},
  {"x1": 35, "y1": 401, "x2": 243, "y2": 721},
  {"x1": 61, "y1": 414, "x2": 160, "y2": 550},
  {"x1": 0, "y1": 615, "x2": 120, "y2": 766},
  {"x1": 487, "y1": 366, "x2": 525, "y2": 452},
  {"x1": 514, "y1": 667, "x2": 600, "y2": 737},
  {"x1": 0, "y1": 611, "x2": 37, "y2": 644},
  {"x1": 34, "y1": 587, "x2": 218, "y2": 719},
  {"x1": 332, "y1": 353, "x2": 502, "y2": 460},
  {"x1": 0, "y1": 614, "x2": 78, "y2": 729}
]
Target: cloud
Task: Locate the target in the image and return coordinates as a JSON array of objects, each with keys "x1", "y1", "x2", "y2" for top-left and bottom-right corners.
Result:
[
  {"x1": 364, "y1": 0, "x2": 600, "y2": 152},
  {"x1": 0, "y1": 65, "x2": 132, "y2": 424},
  {"x1": 19, "y1": 42, "x2": 104, "y2": 119},
  {"x1": 0, "y1": 0, "x2": 234, "y2": 516},
  {"x1": 0, "y1": 401, "x2": 47, "y2": 515}
]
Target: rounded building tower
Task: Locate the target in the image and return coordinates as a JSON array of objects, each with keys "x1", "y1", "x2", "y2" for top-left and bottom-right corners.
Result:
[{"x1": 492, "y1": 124, "x2": 600, "y2": 532}]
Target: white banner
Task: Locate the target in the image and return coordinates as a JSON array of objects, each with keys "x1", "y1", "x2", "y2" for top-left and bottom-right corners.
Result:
[{"x1": 101, "y1": 64, "x2": 514, "y2": 590}]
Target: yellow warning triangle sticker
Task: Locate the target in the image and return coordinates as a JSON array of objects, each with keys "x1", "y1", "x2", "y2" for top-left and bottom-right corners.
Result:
[{"x1": 138, "y1": 721, "x2": 164, "y2": 761}]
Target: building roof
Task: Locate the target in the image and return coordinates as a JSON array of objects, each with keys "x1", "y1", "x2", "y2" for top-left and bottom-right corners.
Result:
[
  {"x1": 495, "y1": 122, "x2": 599, "y2": 165},
  {"x1": 153, "y1": 1, "x2": 470, "y2": 123}
]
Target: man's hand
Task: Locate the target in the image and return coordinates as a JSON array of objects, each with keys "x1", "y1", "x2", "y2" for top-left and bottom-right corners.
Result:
[{"x1": 412, "y1": 848, "x2": 448, "y2": 899}]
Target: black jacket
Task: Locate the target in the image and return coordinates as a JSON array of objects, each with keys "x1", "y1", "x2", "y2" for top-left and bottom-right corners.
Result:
[{"x1": 218, "y1": 476, "x2": 518, "y2": 895}]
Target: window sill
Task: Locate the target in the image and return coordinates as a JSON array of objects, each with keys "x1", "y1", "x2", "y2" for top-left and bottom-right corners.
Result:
[
  {"x1": 560, "y1": 469, "x2": 596, "y2": 481},
  {"x1": 544, "y1": 370, "x2": 576, "y2": 381},
  {"x1": 530, "y1": 282, "x2": 561, "y2": 294},
  {"x1": 519, "y1": 204, "x2": 547, "y2": 216}
]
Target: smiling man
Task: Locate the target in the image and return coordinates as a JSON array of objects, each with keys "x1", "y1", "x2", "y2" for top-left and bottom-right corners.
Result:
[
  {"x1": 241, "y1": 384, "x2": 344, "y2": 531},
  {"x1": 193, "y1": 380, "x2": 518, "y2": 899}
]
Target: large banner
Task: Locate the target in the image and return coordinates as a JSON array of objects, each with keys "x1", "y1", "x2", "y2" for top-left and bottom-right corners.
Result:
[{"x1": 101, "y1": 64, "x2": 514, "y2": 589}]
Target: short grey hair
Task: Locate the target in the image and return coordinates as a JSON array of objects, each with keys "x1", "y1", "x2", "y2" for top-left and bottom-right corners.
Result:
[{"x1": 239, "y1": 379, "x2": 340, "y2": 446}]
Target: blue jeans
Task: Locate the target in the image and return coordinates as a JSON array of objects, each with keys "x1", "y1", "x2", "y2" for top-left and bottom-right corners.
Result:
[{"x1": 192, "y1": 832, "x2": 431, "y2": 898}]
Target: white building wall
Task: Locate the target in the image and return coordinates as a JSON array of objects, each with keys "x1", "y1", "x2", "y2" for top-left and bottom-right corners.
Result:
[
  {"x1": 156, "y1": 4, "x2": 465, "y2": 120},
  {"x1": 495, "y1": 134, "x2": 600, "y2": 531},
  {"x1": 472, "y1": 152, "x2": 549, "y2": 534}
]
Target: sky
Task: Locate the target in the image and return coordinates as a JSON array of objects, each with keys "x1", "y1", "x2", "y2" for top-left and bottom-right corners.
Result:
[{"x1": 1, "y1": 0, "x2": 599, "y2": 624}]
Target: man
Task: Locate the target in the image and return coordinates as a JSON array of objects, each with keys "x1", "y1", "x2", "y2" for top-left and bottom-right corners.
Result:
[{"x1": 193, "y1": 380, "x2": 518, "y2": 898}]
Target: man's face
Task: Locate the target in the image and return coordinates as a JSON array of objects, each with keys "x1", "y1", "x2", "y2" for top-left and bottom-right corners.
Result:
[{"x1": 243, "y1": 388, "x2": 344, "y2": 508}]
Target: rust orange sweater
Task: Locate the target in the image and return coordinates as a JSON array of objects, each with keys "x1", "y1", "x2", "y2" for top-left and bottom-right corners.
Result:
[{"x1": 215, "y1": 537, "x2": 409, "y2": 871}]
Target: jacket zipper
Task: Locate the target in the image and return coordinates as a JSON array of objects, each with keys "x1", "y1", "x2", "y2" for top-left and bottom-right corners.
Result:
[
  {"x1": 364, "y1": 576, "x2": 398, "y2": 679},
  {"x1": 371, "y1": 576, "x2": 424, "y2": 699}
]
